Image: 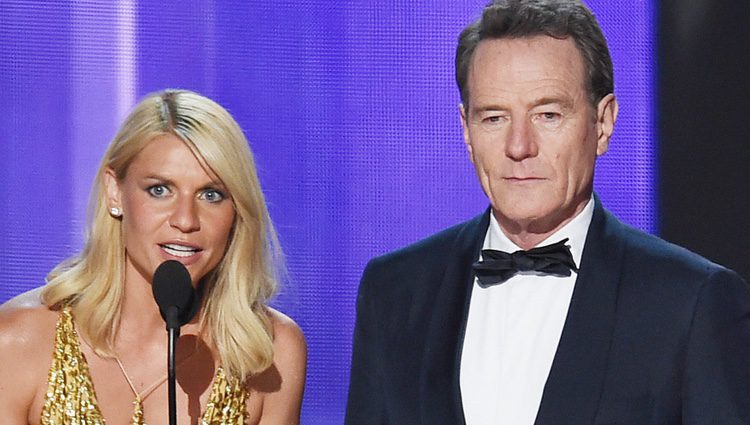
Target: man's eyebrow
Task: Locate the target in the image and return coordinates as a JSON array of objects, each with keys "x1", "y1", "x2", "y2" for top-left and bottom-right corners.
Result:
[
  {"x1": 469, "y1": 103, "x2": 508, "y2": 115},
  {"x1": 530, "y1": 96, "x2": 575, "y2": 110}
]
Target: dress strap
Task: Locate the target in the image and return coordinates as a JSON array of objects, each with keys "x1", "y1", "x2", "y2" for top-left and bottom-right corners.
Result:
[
  {"x1": 112, "y1": 355, "x2": 147, "y2": 423},
  {"x1": 40, "y1": 307, "x2": 106, "y2": 424},
  {"x1": 111, "y1": 341, "x2": 198, "y2": 424}
]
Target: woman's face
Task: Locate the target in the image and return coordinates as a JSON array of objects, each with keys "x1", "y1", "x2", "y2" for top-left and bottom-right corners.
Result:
[{"x1": 105, "y1": 134, "x2": 236, "y2": 287}]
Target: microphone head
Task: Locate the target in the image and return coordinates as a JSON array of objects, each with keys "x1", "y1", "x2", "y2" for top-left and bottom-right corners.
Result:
[{"x1": 152, "y1": 260, "x2": 200, "y2": 329}]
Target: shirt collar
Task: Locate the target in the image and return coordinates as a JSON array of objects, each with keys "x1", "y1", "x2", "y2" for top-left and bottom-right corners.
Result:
[{"x1": 484, "y1": 197, "x2": 595, "y2": 269}]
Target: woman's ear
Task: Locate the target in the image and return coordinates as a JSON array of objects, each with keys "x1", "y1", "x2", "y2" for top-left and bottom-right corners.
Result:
[{"x1": 103, "y1": 168, "x2": 123, "y2": 216}]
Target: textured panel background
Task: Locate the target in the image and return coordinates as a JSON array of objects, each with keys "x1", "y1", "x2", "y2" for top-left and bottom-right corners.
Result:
[{"x1": 0, "y1": 1, "x2": 654, "y2": 423}]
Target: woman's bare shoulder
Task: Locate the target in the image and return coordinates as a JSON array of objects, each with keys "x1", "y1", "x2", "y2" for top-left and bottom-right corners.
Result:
[
  {"x1": 267, "y1": 307, "x2": 306, "y2": 352},
  {"x1": 0, "y1": 286, "x2": 45, "y2": 311},
  {"x1": 0, "y1": 286, "x2": 56, "y2": 340},
  {"x1": 0, "y1": 287, "x2": 57, "y2": 349},
  {"x1": 249, "y1": 307, "x2": 306, "y2": 424},
  {"x1": 0, "y1": 298, "x2": 59, "y2": 421},
  {"x1": 0, "y1": 300, "x2": 58, "y2": 350}
]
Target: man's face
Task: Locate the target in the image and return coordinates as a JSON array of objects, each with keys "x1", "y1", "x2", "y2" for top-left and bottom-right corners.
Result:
[{"x1": 460, "y1": 35, "x2": 617, "y2": 241}]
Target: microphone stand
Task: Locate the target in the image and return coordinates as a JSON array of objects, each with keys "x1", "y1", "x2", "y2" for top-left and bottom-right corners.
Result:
[
  {"x1": 152, "y1": 260, "x2": 201, "y2": 425},
  {"x1": 165, "y1": 306, "x2": 181, "y2": 425}
]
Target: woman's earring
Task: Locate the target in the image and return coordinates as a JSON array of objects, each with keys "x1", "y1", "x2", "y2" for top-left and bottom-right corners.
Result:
[{"x1": 110, "y1": 207, "x2": 122, "y2": 217}]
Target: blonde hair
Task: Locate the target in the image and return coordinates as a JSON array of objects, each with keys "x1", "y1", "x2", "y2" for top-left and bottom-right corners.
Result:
[{"x1": 42, "y1": 89, "x2": 281, "y2": 379}]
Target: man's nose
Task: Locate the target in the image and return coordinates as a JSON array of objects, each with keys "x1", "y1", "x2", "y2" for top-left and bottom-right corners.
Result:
[{"x1": 504, "y1": 119, "x2": 538, "y2": 161}]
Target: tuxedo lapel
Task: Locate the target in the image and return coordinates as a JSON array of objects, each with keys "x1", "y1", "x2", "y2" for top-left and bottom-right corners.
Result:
[
  {"x1": 419, "y1": 209, "x2": 490, "y2": 425},
  {"x1": 534, "y1": 199, "x2": 625, "y2": 425}
]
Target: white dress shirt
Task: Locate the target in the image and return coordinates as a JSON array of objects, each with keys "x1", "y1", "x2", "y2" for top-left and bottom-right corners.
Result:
[{"x1": 460, "y1": 198, "x2": 595, "y2": 425}]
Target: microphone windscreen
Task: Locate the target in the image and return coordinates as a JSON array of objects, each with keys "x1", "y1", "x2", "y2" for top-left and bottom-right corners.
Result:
[{"x1": 152, "y1": 260, "x2": 196, "y2": 328}]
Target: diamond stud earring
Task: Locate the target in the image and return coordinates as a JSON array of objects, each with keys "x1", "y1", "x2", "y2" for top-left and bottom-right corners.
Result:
[{"x1": 109, "y1": 207, "x2": 122, "y2": 217}]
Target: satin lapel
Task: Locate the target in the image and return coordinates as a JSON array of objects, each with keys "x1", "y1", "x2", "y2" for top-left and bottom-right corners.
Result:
[
  {"x1": 419, "y1": 209, "x2": 490, "y2": 425},
  {"x1": 534, "y1": 200, "x2": 625, "y2": 425}
]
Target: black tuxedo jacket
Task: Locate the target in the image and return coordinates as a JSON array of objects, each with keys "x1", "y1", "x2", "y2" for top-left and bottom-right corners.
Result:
[{"x1": 345, "y1": 200, "x2": 750, "y2": 424}]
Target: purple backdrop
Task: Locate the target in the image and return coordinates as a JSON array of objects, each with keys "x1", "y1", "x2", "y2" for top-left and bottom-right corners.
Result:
[{"x1": 0, "y1": 1, "x2": 655, "y2": 423}]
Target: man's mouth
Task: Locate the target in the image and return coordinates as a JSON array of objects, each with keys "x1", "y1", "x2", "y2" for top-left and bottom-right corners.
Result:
[{"x1": 505, "y1": 176, "x2": 543, "y2": 181}]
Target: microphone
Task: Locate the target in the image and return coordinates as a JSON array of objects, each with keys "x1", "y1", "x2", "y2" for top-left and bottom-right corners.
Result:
[
  {"x1": 151, "y1": 260, "x2": 201, "y2": 425},
  {"x1": 152, "y1": 260, "x2": 199, "y2": 331}
]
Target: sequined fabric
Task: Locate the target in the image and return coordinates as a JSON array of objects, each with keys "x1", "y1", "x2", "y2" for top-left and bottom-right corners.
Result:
[
  {"x1": 41, "y1": 308, "x2": 105, "y2": 425},
  {"x1": 41, "y1": 308, "x2": 250, "y2": 424},
  {"x1": 131, "y1": 395, "x2": 145, "y2": 424},
  {"x1": 201, "y1": 367, "x2": 249, "y2": 424}
]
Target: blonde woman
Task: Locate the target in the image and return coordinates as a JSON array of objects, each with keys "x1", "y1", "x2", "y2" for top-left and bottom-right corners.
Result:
[{"x1": 0, "y1": 89, "x2": 306, "y2": 424}]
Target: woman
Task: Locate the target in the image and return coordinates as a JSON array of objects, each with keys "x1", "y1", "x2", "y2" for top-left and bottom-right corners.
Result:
[{"x1": 0, "y1": 89, "x2": 306, "y2": 424}]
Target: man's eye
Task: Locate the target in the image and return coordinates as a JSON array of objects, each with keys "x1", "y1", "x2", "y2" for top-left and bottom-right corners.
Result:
[
  {"x1": 540, "y1": 112, "x2": 561, "y2": 121},
  {"x1": 147, "y1": 185, "x2": 170, "y2": 197},
  {"x1": 200, "y1": 189, "x2": 226, "y2": 203},
  {"x1": 533, "y1": 112, "x2": 564, "y2": 128},
  {"x1": 483, "y1": 115, "x2": 504, "y2": 124}
]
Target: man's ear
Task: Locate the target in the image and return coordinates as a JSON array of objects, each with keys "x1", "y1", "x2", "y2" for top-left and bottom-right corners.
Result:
[
  {"x1": 103, "y1": 168, "x2": 122, "y2": 212},
  {"x1": 595, "y1": 93, "x2": 618, "y2": 156},
  {"x1": 459, "y1": 103, "x2": 474, "y2": 162}
]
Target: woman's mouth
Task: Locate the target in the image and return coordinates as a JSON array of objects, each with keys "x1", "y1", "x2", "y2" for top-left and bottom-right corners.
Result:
[{"x1": 159, "y1": 243, "x2": 201, "y2": 258}]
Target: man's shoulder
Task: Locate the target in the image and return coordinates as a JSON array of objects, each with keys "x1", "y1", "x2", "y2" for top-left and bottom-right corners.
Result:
[
  {"x1": 365, "y1": 211, "x2": 487, "y2": 273},
  {"x1": 356, "y1": 211, "x2": 487, "y2": 307},
  {"x1": 604, "y1": 209, "x2": 736, "y2": 280}
]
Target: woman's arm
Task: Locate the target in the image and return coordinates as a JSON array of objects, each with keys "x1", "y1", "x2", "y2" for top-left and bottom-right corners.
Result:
[
  {"x1": 256, "y1": 308, "x2": 307, "y2": 425},
  {"x1": 0, "y1": 305, "x2": 56, "y2": 424}
]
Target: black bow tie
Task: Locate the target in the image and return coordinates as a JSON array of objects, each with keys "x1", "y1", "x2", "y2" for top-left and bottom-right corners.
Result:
[{"x1": 472, "y1": 238, "x2": 578, "y2": 287}]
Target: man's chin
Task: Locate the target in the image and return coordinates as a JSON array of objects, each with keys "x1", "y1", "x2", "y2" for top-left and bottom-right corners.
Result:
[{"x1": 491, "y1": 204, "x2": 563, "y2": 232}]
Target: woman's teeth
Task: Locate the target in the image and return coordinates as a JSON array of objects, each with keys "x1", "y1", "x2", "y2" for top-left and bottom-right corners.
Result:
[{"x1": 161, "y1": 244, "x2": 199, "y2": 258}]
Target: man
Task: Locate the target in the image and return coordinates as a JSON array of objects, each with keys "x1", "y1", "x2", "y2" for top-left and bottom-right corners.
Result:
[{"x1": 345, "y1": 1, "x2": 750, "y2": 424}]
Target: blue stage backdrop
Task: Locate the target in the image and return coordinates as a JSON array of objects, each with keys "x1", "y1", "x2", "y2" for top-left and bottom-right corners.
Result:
[{"x1": 0, "y1": 1, "x2": 655, "y2": 423}]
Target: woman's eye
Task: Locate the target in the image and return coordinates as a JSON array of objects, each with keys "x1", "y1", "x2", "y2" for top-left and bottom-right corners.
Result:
[
  {"x1": 147, "y1": 185, "x2": 170, "y2": 198},
  {"x1": 200, "y1": 189, "x2": 226, "y2": 203}
]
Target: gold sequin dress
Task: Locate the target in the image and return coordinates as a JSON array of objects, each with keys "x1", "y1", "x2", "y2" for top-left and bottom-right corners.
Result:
[{"x1": 41, "y1": 308, "x2": 249, "y2": 424}]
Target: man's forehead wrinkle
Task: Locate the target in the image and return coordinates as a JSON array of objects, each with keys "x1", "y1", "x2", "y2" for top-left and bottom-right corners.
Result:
[
  {"x1": 472, "y1": 64, "x2": 582, "y2": 94},
  {"x1": 466, "y1": 36, "x2": 588, "y2": 115},
  {"x1": 469, "y1": 84, "x2": 577, "y2": 113}
]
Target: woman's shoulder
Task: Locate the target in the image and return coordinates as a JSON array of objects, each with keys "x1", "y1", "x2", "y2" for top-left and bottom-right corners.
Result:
[
  {"x1": 0, "y1": 287, "x2": 60, "y2": 364},
  {"x1": 0, "y1": 296, "x2": 59, "y2": 352},
  {"x1": 0, "y1": 286, "x2": 44, "y2": 310},
  {"x1": 0, "y1": 286, "x2": 56, "y2": 333},
  {"x1": 0, "y1": 294, "x2": 60, "y2": 419},
  {"x1": 265, "y1": 307, "x2": 306, "y2": 386},
  {"x1": 266, "y1": 307, "x2": 306, "y2": 352},
  {"x1": 247, "y1": 307, "x2": 306, "y2": 424}
]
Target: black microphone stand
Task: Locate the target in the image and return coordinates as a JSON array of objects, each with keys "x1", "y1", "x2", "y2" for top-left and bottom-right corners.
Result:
[
  {"x1": 165, "y1": 306, "x2": 181, "y2": 425},
  {"x1": 152, "y1": 260, "x2": 201, "y2": 425}
]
